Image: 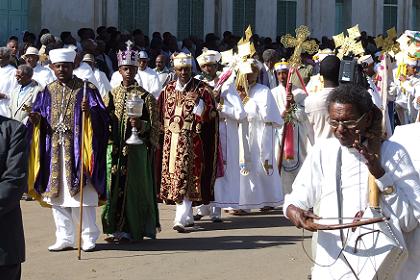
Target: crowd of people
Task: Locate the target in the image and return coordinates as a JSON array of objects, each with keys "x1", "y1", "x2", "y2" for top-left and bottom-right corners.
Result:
[{"x1": 1, "y1": 24, "x2": 420, "y2": 280}]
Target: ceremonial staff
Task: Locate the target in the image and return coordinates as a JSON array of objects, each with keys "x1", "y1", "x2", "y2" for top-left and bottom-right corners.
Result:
[
  {"x1": 77, "y1": 80, "x2": 88, "y2": 260},
  {"x1": 279, "y1": 25, "x2": 318, "y2": 175}
]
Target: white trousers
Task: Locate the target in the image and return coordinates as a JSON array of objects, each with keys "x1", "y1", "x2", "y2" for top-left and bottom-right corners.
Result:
[
  {"x1": 174, "y1": 198, "x2": 194, "y2": 226},
  {"x1": 51, "y1": 206, "x2": 100, "y2": 246},
  {"x1": 196, "y1": 204, "x2": 222, "y2": 219}
]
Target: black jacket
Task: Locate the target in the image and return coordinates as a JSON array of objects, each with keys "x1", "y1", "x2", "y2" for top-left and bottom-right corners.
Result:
[{"x1": 0, "y1": 116, "x2": 27, "y2": 265}]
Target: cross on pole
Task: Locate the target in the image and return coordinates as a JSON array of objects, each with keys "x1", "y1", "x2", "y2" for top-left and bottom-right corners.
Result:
[
  {"x1": 333, "y1": 24, "x2": 365, "y2": 59},
  {"x1": 281, "y1": 25, "x2": 319, "y2": 68}
]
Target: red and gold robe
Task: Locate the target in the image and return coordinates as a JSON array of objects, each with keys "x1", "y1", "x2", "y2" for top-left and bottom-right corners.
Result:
[{"x1": 158, "y1": 78, "x2": 218, "y2": 204}]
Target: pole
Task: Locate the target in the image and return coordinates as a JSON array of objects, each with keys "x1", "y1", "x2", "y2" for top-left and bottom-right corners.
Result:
[
  {"x1": 77, "y1": 80, "x2": 88, "y2": 260},
  {"x1": 278, "y1": 67, "x2": 309, "y2": 175}
]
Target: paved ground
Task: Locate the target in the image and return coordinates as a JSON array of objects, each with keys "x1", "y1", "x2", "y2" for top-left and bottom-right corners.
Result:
[{"x1": 21, "y1": 202, "x2": 312, "y2": 280}]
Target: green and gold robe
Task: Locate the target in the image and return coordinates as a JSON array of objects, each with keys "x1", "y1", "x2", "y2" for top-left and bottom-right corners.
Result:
[{"x1": 102, "y1": 82, "x2": 160, "y2": 240}]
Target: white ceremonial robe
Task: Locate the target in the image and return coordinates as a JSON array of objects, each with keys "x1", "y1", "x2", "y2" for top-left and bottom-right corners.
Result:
[
  {"x1": 154, "y1": 67, "x2": 171, "y2": 89},
  {"x1": 394, "y1": 76, "x2": 420, "y2": 124},
  {"x1": 284, "y1": 138, "x2": 420, "y2": 280},
  {"x1": 0, "y1": 65, "x2": 18, "y2": 116},
  {"x1": 33, "y1": 64, "x2": 55, "y2": 88},
  {"x1": 271, "y1": 84, "x2": 314, "y2": 194},
  {"x1": 93, "y1": 68, "x2": 112, "y2": 98},
  {"x1": 73, "y1": 62, "x2": 100, "y2": 89},
  {"x1": 304, "y1": 87, "x2": 335, "y2": 143},
  {"x1": 137, "y1": 67, "x2": 161, "y2": 99},
  {"x1": 390, "y1": 123, "x2": 420, "y2": 280},
  {"x1": 212, "y1": 82, "x2": 246, "y2": 209},
  {"x1": 239, "y1": 83, "x2": 284, "y2": 209},
  {"x1": 110, "y1": 67, "x2": 161, "y2": 99}
]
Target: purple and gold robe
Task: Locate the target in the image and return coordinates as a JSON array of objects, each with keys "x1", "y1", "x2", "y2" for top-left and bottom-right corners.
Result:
[{"x1": 27, "y1": 77, "x2": 109, "y2": 202}]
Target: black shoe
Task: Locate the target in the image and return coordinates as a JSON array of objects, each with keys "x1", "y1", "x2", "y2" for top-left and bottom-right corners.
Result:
[{"x1": 193, "y1": 214, "x2": 203, "y2": 221}]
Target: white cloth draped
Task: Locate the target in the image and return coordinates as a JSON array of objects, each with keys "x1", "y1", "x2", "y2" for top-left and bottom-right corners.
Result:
[
  {"x1": 284, "y1": 138, "x2": 419, "y2": 279},
  {"x1": 390, "y1": 123, "x2": 420, "y2": 280},
  {"x1": 304, "y1": 87, "x2": 335, "y2": 143},
  {"x1": 33, "y1": 64, "x2": 55, "y2": 88},
  {"x1": 93, "y1": 68, "x2": 112, "y2": 98},
  {"x1": 212, "y1": 83, "x2": 246, "y2": 209},
  {"x1": 110, "y1": 67, "x2": 161, "y2": 99},
  {"x1": 271, "y1": 84, "x2": 314, "y2": 194},
  {"x1": 238, "y1": 83, "x2": 284, "y2": 209},
  {"x1": 0, "y1": 65, "x2": 18, "y2": 116}
]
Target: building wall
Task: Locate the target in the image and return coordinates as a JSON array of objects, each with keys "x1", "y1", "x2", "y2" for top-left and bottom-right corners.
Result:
[{"x1": 17, "y1": 0, "x2": 420, "y2": 43}]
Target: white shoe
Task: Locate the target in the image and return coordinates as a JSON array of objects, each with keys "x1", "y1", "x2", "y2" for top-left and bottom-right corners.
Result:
[
  {"x1": 48, "y1": 242, "x2": 74, "y2": 252},
  {"x1": 82, "y1": 242, "x2": 96, "y2": 252}
]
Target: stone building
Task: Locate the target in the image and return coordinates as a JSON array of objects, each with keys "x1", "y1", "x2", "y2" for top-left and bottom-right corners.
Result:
[{"x1": 1, "y1": 0, "x2": 420, "y2": 45}]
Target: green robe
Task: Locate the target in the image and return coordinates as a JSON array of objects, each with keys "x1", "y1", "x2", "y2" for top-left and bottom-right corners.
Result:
[{"x1": 102, "y1": 83, "x2": 160, "y2": 240}]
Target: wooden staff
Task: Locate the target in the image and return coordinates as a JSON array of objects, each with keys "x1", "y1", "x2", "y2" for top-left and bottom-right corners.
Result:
[
  {"x1": 278, "y1": 68, "x2": 293, "y2": 175},
  {"x1": 77, "y1": 80, "x2": 88, "y2": 260}
]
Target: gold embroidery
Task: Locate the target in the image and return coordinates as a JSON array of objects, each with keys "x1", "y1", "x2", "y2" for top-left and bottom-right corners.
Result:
[{"x1": 43, "y1": 78, "x2": 83, "y2": 198}]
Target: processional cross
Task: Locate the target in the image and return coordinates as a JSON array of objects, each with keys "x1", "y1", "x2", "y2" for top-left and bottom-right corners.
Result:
[
  {"x1": 375, "y1": 27, "x2": 399, "y2": 57},
  {"x1": 333, "y1": 24, "x2": 365, "y2": 59},
  {"x1": 281, "y1": 25, "x2": 319, "y2": 68}
]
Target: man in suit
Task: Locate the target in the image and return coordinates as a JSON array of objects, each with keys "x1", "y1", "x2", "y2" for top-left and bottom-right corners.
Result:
[
  {"x1": 258, "y1": 49, "x2": 278, "y2": 89},
  {"x1": 9, "y1": 64, "x2": 42, "y2": 123},
  {"x1": 0, "y1": 116, "x2": 28, "y2": 280}
]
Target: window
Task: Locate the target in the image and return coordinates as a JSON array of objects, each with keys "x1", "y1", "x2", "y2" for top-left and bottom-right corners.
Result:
[
  {"x1": 177, "y1": 0, "x2": 204, "y2": 40},
  {"x1": 277, "y1": 0, "x2": 297, "y2": 36},
  {"x1": 0, "y1": 0, "x2": 28, "y2": 45},
  {"x1": 413, "y1": 0, "x2": 420, "y2": 29},
  {"x1": 232, "y1": 0, "x2": 256, "y2": 36},
  {"x1": 383, "y1": 0, "x2": 398, "y2": 33},
  {"x1": 119, "y1": 0, "x2": 149, "y2": 35},
  {"x1": 335, "y1": 0, "x2": 344, "y2": 34}
]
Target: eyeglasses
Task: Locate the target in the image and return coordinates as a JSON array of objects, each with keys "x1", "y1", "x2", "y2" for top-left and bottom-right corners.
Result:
[{"x1": 328, "y1": 113, "x2": 367, "y2": 129}]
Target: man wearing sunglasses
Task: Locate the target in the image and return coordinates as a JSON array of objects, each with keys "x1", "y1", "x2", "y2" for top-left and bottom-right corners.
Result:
[{"x1": 284, "y1": 84, "x2": 420, "y2": 279}]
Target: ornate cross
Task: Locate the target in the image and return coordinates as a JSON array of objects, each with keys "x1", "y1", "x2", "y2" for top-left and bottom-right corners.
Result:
[
  {"x1": 333, "y1": 24, "x2": 365, "y2": 59},
  {"x1": 281, "y1": 25, "x2": 319, "y2": 68},
  {"x1": 375, "y1": 27, "x2": 399, "y2": 57}
]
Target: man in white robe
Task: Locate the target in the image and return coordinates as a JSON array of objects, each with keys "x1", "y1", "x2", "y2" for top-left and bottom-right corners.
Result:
[
  {"x1": 110, "y1": 50, "x2": 161, "y2": 99},
  {"x1": 237, "y1": 59, "x2": 284, "y2": 211},
  {"x1": 271, "y1": 59, "x2": 314, "y2": 194},
  {"x1": 285, "y1": 85, "x2": 419, "y2": 279},
  {"x1": 390, "y1": 123, "x2": 420, "y2": 279},
  {"x1": 154, "y1": 54, "x2": 171, "y2": 89},
  {"x1": 82, "y1": 54, "x2": 112, "y2": 99},
  {"x1": 22, "y1": 46, "x2": 55, "y2": 89},
  {"x1": 392, "y1": 55, "x2": 420, "y2": 124},
  {"x1": 0, "y1": 47, "x2": 18, "y2": 116},
  {"x1": 305, "y1": 55, "x2": 340, "y2": 142},
  {"x1": 193, "y1": 50, "x2": 246, "y2": 222}
]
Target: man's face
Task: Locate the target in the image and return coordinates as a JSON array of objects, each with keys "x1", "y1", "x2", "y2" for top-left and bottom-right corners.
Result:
[
  {"x1": 0, "y1": 54, "x2": 9, "y2": 67},
  {"x1": 247, "y1": 67, "x2": 259, "y2": 86},
  {"x1": 52, "y1": 62, "x2": 74, "y2": 83},
  {"x1": 138, "y1": 59, "x2": 148, "y2": 71},
  {"x1": 119, "y1": 65, "x2": 138, "y2": 84},
  {"x1": 6, "y1": 41, "x2": 18, "y2": 56},
  {"x1": 201, "y1": 63, "x2": 217, "y2": 78},
  {"x1": 24, "y1": 54, "x2": 39, "y2": 68},
  {"x1": 15, "y1": 69, "x2": 32, "y2": 85},
  {"x1": 266, "y1": 60, "x2": 275, "y2": 70},
  {"x1": 276, "y1": 70, "x2": 289, "y2": 87},
  {"x1": 328, "y1": 103, "x2": 370, "y2": 148},
  {"x1": 407, "y1": 65, "x2": 417, "y2": 76},
  {"x1": 362, "y1": 63, "x2": 375, "y2": 77},
  {"x1": 155, "y1": 56, "x2": 166, "y2": 71},
  {"x1": 175, "y1": 66, "x2": 192, "y2": 84}
]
